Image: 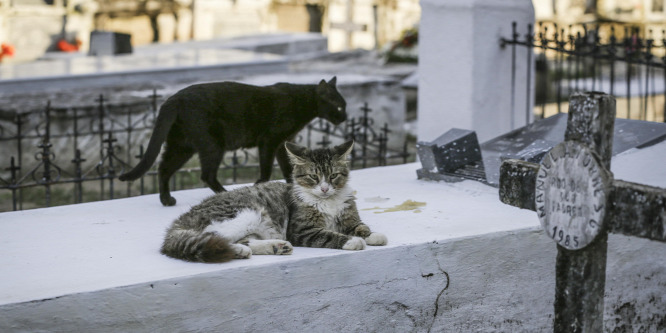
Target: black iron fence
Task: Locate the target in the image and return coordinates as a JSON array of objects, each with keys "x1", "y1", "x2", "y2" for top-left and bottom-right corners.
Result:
[
  {"x1": 0, "y1": 93, "x2": 410, "y2": 212},
  {"x1": 502, "y1": 21, "x2": 666, "y2": 123}
]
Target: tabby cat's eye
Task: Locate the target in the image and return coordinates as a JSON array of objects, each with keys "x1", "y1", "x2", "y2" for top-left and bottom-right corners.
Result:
[
  {"x1": 309, "y1": 174, "x2": 319, "y2": 181},
  {"x1": 330, "y1": 173, "x2": 339, "y2": 180}
]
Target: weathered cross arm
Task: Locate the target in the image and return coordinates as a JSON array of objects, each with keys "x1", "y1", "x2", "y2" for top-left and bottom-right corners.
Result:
[
  {"x1": 609, "y1": 179, "x2": 666, "y2": 242},
  {"x1": 498, "y1": 159, "x2": 539, "y2": 211},
  {"x1": 499, "y1": 160, "x2": 666, "y2": 243}
]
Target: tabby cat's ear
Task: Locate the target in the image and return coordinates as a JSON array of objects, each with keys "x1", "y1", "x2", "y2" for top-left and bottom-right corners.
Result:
[
  {"x1": 285, "y1": 142, "x2": 309, "y2": 166},
  {"x1": 333, "y1": 140, "x2": 354, "y2": 160},
  {"x1": 328, "y1": 76, "x2": 337, "y2": 87}
]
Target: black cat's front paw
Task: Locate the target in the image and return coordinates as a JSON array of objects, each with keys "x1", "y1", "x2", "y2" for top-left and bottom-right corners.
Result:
[{"x1": 160, "y1": 195, "x2": 177, "y2": 206}]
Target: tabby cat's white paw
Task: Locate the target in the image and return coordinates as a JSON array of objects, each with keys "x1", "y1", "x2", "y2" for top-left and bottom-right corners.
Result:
[
  {"x1": 231, "y1": 244, "x2": 252, "y2": 259},
  {"x1": 273, "y1": 241, "x2": 293, "y2": 255},
  {"x1": 247, "y1": 239, "x2": 293, "y2": 255},
  {"x1": 342, "y1": 237, "x2": 366, "y2": 251},
  {"x1": 365, "y1": 232, "x2": 387, "y2": 246}
]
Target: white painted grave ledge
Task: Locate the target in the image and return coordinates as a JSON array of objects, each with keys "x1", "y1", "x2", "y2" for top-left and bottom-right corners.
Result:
[
  {"x1": 0, "y1": 163, "x2": 533, "y2": 305},
  {"x1": 1, "y1": 142, "x2": 664, "y2": 331}
]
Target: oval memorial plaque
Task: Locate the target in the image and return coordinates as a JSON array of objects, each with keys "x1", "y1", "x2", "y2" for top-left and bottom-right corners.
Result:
[{"x1": 534, "y1": 141, "x2": 612, "y2": 250}]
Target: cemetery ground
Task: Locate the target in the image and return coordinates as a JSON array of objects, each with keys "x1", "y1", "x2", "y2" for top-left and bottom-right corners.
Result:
[
  {"x1": 2, "y1": 19, "x2": 665, "y2": 329},
  {"x1": 2, "y1": 76, "x2": 665, "y2": 331},
  {"x1": 1, "y1": 139, "x2": 664, "y2": 331},
  {"x1": 3, "y1": 51, "x2": 662, "y2": 331}
]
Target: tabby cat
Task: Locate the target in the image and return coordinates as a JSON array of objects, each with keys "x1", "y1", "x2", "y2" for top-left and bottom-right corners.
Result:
[
  {"x1": 160, "y1": 140, "x2": 387, "y2": 263},
  {"x1": 119, "y1": 77, "x2": 347, "y2": 207}
]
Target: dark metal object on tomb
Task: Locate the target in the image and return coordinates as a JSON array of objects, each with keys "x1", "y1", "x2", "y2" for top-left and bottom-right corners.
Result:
[
  {"x1": 498, "y1": 92, "x2": 666, "y2": 333},
  {"x1": 415, "y1": 128, "x2": 485, "y2": 183}
]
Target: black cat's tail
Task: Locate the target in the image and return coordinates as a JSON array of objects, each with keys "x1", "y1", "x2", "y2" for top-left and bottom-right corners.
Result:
[
  {"x1": 161, "y1": 229, "x2": 235, "y2": 263},
  {"x1": 118, "y1": 102, "x2": 178, "y2": 181}
]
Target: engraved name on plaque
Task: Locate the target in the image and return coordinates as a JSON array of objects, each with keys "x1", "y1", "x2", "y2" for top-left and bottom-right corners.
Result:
[{"x1": 535, "y1": 141, "x2": 612, "y2": 250}]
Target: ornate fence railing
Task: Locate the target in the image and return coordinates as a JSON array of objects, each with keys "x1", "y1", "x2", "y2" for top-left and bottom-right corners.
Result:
[
  {"x1": 0, "y1": 93, "x2": 410, "y2": 211},
  {"x1": 502, "y1": 21, "x2": 666, "y2": 123}
]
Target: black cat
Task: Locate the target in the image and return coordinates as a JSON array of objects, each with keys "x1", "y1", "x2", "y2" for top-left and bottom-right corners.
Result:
[{"x1": 119, "y1": 77, "x2": 347, "y2": 206}]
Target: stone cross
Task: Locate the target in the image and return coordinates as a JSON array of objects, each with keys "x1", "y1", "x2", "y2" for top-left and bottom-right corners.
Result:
[
  {"x1": 498, "y1": 92, "x2": 666, "y2": 332},
  {"x1": 329, "y1": 0, "x2": 367, "y2": 50}
]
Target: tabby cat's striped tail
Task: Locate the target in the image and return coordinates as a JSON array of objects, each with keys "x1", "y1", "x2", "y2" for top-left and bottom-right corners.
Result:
[{"x1": 161, "y1": 229, "x2": 235, "y2": 263}]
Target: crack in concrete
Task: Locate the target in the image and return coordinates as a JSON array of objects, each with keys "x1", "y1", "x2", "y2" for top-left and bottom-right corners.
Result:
[
  {"x1": 432, "y1": 270, "x2": 450, "y2": 317},
  {"x1": 427, "y1": 256, "x2": 450, "y2": 333}
]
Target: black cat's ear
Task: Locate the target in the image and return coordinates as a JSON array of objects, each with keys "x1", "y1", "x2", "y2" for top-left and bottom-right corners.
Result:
[
  {"x1": 285, "y1": 142, "x2": 309, "y2": 166},
  {"x1": 317, "y1": 79, "x2": 328, "y2": 94},
  {"x1": 328, "y1": 76, "x2": 337, "y2": 87},
  {"x1": 333, "y1": 140, "x2": 354, "y2": 161}
]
